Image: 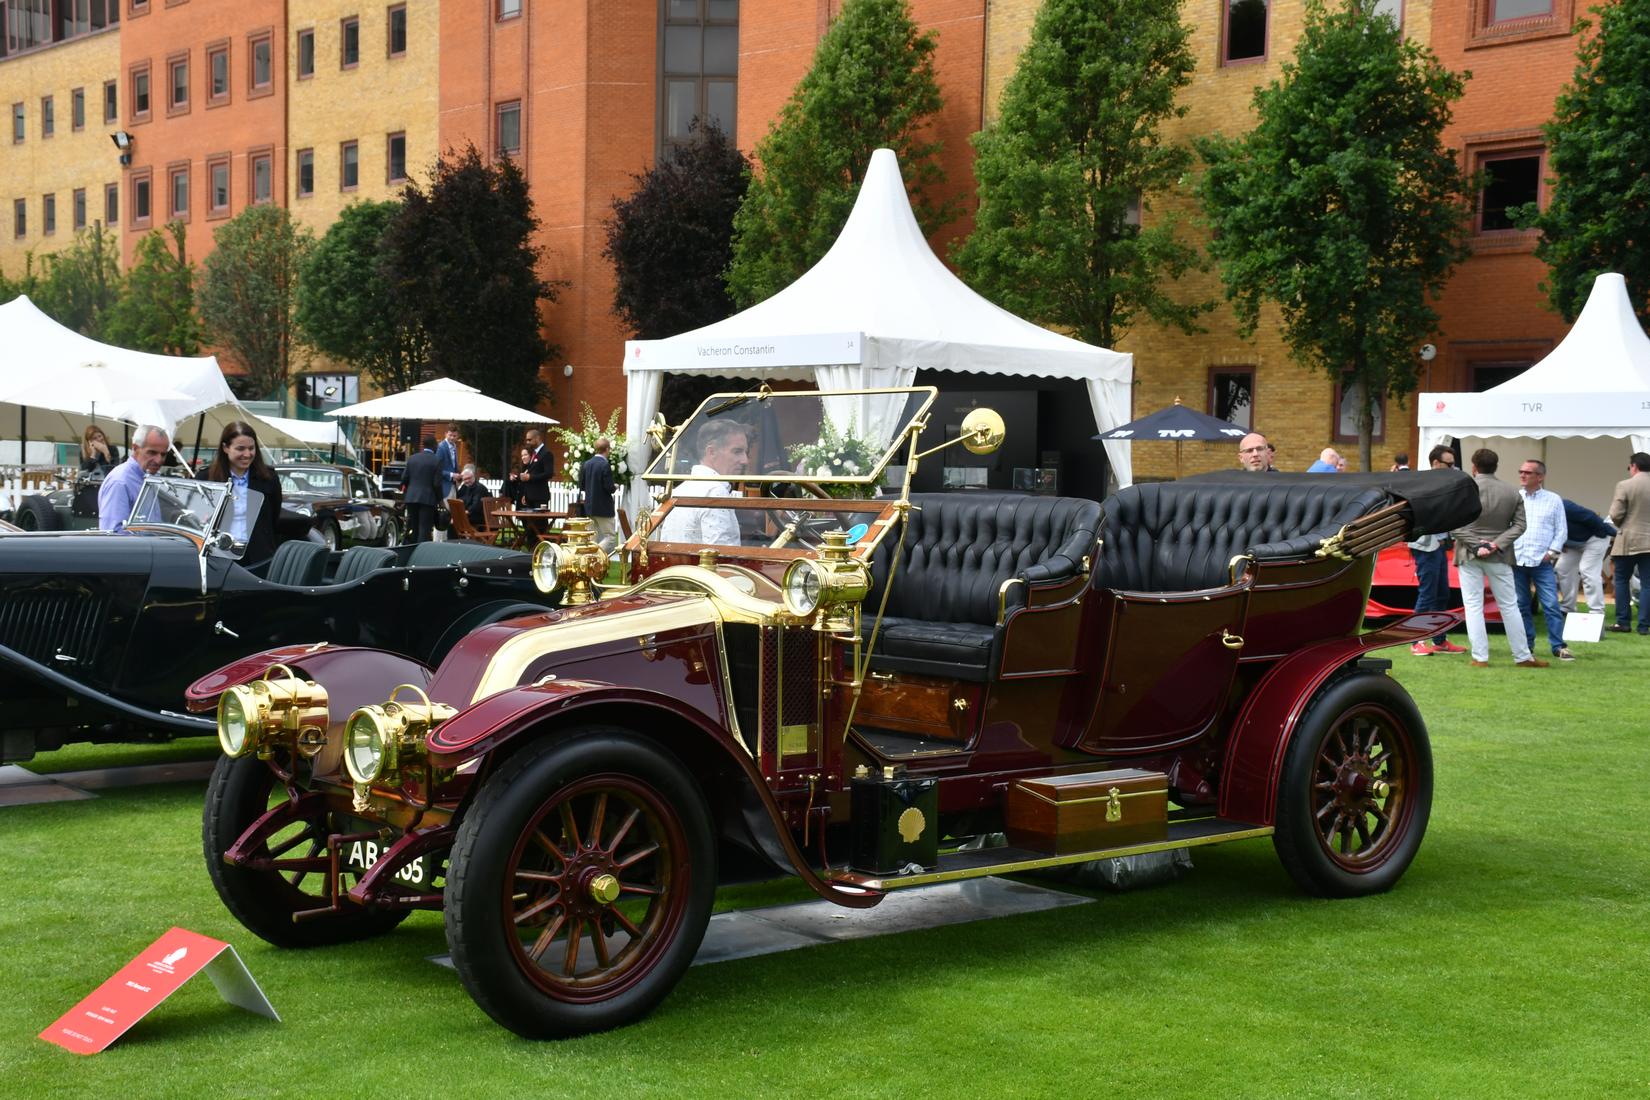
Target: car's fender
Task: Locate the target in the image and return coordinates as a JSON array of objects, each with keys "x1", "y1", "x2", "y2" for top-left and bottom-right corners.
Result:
[
  {"x1": 1218, "y1": 609, "x2": 1460, "y2": 826},
  {"x1": 186, "y1": 643, "x2": 433, "y2": 713},
  {"x1": 427, "y1": 682, "x2": 884, "y2": 909}
]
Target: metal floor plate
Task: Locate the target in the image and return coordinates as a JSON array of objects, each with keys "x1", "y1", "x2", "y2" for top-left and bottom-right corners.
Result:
[{"x1": 428, "y1": 876, "x2": 1092, "y2": 971}]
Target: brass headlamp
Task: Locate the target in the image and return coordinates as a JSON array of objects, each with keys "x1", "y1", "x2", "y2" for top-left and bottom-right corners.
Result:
[
  {"x1": 216, "y1": 664, "x2": 330, "y2": 759},
  {"x1": 782, "y1": 530, "x2": 870, "y2": 627},
  {"x1": 532, "y1": 517, "x2": 609, "y2": 604},
  {"x1": 343, "y1": 683, "x2": 456, "y2": 787}
]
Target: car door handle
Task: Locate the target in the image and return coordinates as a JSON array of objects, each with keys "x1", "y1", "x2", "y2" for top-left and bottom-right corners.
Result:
[{"x1": 214, "y1": 621, "x2": 240, "y2": 639}]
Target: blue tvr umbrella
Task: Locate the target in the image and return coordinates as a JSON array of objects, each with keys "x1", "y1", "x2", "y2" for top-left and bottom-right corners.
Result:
[{"x1": 1093, "y1": 397, "x2": 1250, "y2": 478}]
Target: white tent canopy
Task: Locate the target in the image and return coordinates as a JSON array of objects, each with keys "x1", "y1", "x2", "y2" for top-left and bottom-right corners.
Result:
[
  {"x1": 623, "y1": 148, "x2": 1135, "y2": 506},
  {"x1": 327, "y1": 376, "x2": 557, "y2": 424},
  {"x1": 0, "y1": 293, "x2": 331, "y2": 456},
  {"x1": 1418, "y1": 272, "x2": 1650, "y2": 511}
]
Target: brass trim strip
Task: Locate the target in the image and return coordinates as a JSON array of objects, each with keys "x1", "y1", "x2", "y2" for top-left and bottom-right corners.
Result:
[{"x1": 831, "y1": 826, "x2": 1275, "y2": 891}]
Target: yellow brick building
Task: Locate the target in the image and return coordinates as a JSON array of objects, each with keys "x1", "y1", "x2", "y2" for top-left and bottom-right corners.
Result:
[
  {"x1": 285, "y1": 1, "x2": 439, "y2": 234},
  {"x1": 983, "y1": 1, "x2": 1435, "y2": 478},
  {"x1": 0, "y1": 28, "x2": 122, "y2": 279}
]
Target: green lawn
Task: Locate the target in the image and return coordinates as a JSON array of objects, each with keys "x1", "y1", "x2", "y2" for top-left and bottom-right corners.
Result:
[{"x1": 4, "y1": 628, "x2": 1648, "y2": 1097}]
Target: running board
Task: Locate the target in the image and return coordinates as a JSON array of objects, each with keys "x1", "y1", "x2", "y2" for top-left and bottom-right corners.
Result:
[{"x1": 826, "y1": 818, "x2": 1273, "y2": 891}]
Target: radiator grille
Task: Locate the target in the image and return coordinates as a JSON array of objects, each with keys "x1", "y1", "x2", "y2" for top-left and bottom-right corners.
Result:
[{"x1": 0, "y1": 589, "x2": 109, "y2": 668}]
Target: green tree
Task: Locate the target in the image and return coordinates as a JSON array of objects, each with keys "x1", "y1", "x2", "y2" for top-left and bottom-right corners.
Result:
[
  {"x1": 0, "y1": 251, "x2": 44, "y2": 305},
  {"x1": 297, "y1": 199, "x2": 427, "y2": 396},
  {"x1": 379, "y1": 144, "x2": 557, "y2": 412},
  {"x1": 604, "y1": 121, "x2": 749, "y2": 340},
  {"x1": 34, "y1": 223, "x2": 124, "y2": 338},
  {"x1": 1197, "y1": 0, "x2": 1473, "y2": 469},
  {"x1": 197, "y1": 206, "x2": 310, "y2": 398},
  {"x1": 726, "y1": 0, "x2": 951, "y2": 308},
  {"x1": 957, "y1": 0, "x2": 1207, "y2": 349},
  {"x1": 1518, "y1": 2, "x2": 1650, "y2": 323},
  {"x1": 103, "y1": 222, "x2": 202, "y2": 355}
]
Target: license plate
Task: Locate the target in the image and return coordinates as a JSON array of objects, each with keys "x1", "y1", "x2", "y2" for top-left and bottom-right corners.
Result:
[{"x1": 341, "y1": 834, "x2": 430, "y2": 887}]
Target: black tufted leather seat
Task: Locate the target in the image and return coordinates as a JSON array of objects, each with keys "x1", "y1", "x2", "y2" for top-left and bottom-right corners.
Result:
[
  {"x1": 264, "y1": 539, "x2": 328, "y2": 587},
  {"x1": 866, "y1": 494, "x2": 1102, "y2": 681},
  {"x1": 331, "y1": 545, "x2": 399, "y2": 584},
  {"x1": 1096, "y1": 481, "x2": 1389, "y2": 593}
]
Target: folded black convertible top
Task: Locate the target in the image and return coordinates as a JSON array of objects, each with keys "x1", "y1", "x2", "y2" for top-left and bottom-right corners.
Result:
[{"x1": 1179, "y1": 468, "x2": 1481, "y2": 535}]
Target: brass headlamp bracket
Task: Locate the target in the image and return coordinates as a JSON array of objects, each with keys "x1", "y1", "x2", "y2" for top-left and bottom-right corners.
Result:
[
  {"x1": 219, "y1": 663, "x2": 330, "y2": 760},
  {"x1": 557, "y1": 517, "x2": 610, "y2": 604},
  {"x1": 347, "y1": 682, "x2": 456, "y2": 807}
]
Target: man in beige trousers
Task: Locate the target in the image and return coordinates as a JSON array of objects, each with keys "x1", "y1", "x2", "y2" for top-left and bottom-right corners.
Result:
[{"x1": 1451, "y1": 448, "x2": 1546, "y2": 667}]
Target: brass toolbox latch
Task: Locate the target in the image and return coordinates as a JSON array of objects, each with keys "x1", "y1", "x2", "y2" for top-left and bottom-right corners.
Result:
[{"x1": 1105, "y1": 787, "x2": 1123, "y2": 822}]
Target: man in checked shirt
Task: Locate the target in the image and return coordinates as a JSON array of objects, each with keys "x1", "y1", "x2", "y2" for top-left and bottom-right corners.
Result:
[{"x1": 1513, "y1": 458, "x2": 1573, "y2": 661}]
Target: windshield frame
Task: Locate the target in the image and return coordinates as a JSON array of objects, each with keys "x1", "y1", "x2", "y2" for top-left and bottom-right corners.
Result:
[
  {"x1": 641, "y1": 385, "x2": 936, "y2": 487},
  {"x1": 125, "y1": 476, "x2": 234, "y2": 538}
]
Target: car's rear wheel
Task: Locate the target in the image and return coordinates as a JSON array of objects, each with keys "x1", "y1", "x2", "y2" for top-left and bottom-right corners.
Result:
[
  {"x1": 381, "y1": 517, "x2": 401, "y2": 547},
  {"x1": 319, "y1": 520, "x2": 342, "y2": 552},
  {"x1": 203, "y1": 754, "x2": 408, "y2": 947},
  {"x1": 445, "y1": 729, "x2": 715, "y2": 1039},
  {"x1": 1273, "y1": 672, "x2": 1432, "y2": 898}
]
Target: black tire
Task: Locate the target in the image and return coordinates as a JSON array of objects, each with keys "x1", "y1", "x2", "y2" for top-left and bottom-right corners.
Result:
[
  {"x1": 319, "y1": 520, "x2": 342, "y2": 552},
  {"x1": 202, "y1": 754, "x2": 408, "y2": 948},
  {"x1": 1273, "y1": 672, "x2": 1432, "y2": 898},
  {"x1": 445, "y1": 728, "x2": 715, "y2": 1039},
  {"x1": 17, "y1": 495, "x2": 62, "y2": 531}
]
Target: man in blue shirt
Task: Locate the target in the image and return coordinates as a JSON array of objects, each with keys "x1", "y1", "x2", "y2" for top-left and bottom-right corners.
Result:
[
  {"x1": 436, "y1": 428, "x2": 460, "y2": 499},
  {"x1": 97, "y1": 425, "x2": 170, "y2": 531},
  {"x1": 1513, "y1": 458, "x2": 1571, "y2": 660}
]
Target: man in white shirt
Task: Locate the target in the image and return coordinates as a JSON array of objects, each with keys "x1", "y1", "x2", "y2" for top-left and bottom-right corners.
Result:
[
  {"x1": 657, "y1": 421, "x2": 749, "y2": 546},
  {"x1": 1512, "y1": 458, "x2": 1571, "y2": 660}
]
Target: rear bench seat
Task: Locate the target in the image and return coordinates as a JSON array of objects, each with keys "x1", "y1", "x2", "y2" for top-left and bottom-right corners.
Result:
[
  {"x1": 866, "y1": 494, "x2": 1100, "y2": 682},
  {"x1": 1095, "y1": 480, "x2": 1390, "y2": 592}
]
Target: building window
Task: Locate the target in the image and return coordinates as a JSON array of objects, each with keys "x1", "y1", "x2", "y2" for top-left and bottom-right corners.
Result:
[
  {"x1": 42, "y1": 192, "x2": 55, "y2": 235},
  {"x1": 131, "y1": 0, "x2": 148, "y2": 12},
  {"x1": 12, "y1": 198, "x2": 24, "y2": 238},
  {"x1": 1208, "y1": 368, "x2": 1256, "y2": 432},
  {"x1": 104, "y1": 182, "x2": 118, "y2": 226},
  {"x1": 207, "y1": 42, "x2": 229, "y2": 104},
  {"x1": 340, "y1": 140, "x2": 359, "y2": 190},
  {"x1": 386, "y1": 131, "x2": 406, "y2": 182},
  {"x1": 661, "y1": 0, "x2": 738, "y2": 152},
  {"x1": 167, "y1": 52, "x2": 188, "y2": 113},
  {"x1": 296, "y1": 28, "x2": 314, "y2": 78},
  {"x1": 250, "y1": 148, "x2": 273, "y2": 203},
  {"x1": 41, "y1": 94, "x2": 53, "y2": 137},
  {"x1": 341, "y1": 16, "x2": 359, "y2": 68},
  {"x1": 1224, "y1": 0, "x2": 1268, "y2": 64},
  {"x1": 103, "y1": 80, "x2": 117, "y2": 123},
  {"x1": 1488, "y1": 0, "x2": 1552, "y2": 23},
  {"x1": 496, "y1": 100, "x2": 521, "y2": 155},
  {"x1": 387, "y1": 4, "x2": 407, "y2": 57},
  {"x1": 1333, "y1": 377, "x2": 1385, "y2": 443},
  {"x1": 10, "y1": 102, "x2": 21, "y2": 143},
  {"x1": 249, "y1": 31, "x2": 273, "y2": 93},
  {"x1": 207, "y1": 154, "x2": 230, "y2": 216},
  {"x1": 1477, "y1": 149, "x2": 1542, "y2": 233},
  {"x1": 131, "y1": 171, "x2": 151, "y2": 226},
  {"x1": 1372, "y1": 0, "x2": 1403, "y2": 27},
  {"x1": 497, "y1": 0, "x2": 521, "y2": 20},
  {"x1": 298, "y1": 373, "x2": 360, "y2": 413},
  {"x1": 4, "y1": 0, "x2": 50, "y2": 52},
  {"x1": 73, "y1": 187, "x2": 87, "y2": 230},
  {"x1": 131, "y1": 62, "x2": 150, "y2": 120},
  {"x1": 71, "y1": 87, "x2": 85, "y2": 130},
  {"x1": 296, "y1": 148, "x2": 314, "y2": 196},
  {"x1": 169, "y1": 164, "x2": 189, "y2": 219}
]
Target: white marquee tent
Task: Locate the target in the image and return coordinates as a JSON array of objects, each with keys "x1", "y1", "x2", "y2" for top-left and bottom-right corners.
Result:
[
  {"x1": 1418, "y1": 272, "x2": 1650, "y2": 512},
  {"x1": 0, "y1": 294, "x2": 340, "y2": 455},
  {"x1": 622, "y1": 148, "x2": 1135, "y2": 510}
]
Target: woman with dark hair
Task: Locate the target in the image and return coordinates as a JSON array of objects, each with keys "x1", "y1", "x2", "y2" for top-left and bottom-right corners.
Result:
[
  {"x1": 200, "y1": 420, "x2": 281, "y2": 564},
  {"x1": 80, "y1": 425, "x2": 121, "y2": 473}
]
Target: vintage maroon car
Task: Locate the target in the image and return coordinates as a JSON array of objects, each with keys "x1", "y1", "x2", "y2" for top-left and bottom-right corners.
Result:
[{"x1": 190, "y1": 386, "x2": 1479, "y2": 1038}]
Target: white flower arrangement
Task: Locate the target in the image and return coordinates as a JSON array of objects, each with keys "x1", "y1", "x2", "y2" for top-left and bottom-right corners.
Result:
[
  {"x1": 553, "y1": 403, "x2": 631, "y2": 489},
  {"x1": 788, "y1": 416, "x2": 883, "y2": 499}
]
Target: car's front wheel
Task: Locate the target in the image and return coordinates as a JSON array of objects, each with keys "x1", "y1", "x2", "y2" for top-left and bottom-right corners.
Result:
[
  {"x1": 318, "y1": 520, "x2": 342, "y2": 552},
  {"x1": 381, "y1": 517, "x2": 401, "y2": 547},
  {"x1": 1272, "y1": 672, "x2": 1432, "y2": 898},
  {"x1": 203, "y1": 754, "x2": 408, "y2": 947},
  {"x1": 444, "y1": 729, "x2": 715, "y2": 1039}
]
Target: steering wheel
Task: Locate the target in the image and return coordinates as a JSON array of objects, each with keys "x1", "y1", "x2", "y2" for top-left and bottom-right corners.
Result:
[
  {"x1": 768, "y1": 509, "x2": 838, "y2": 551},
  {"x1": 176, "y1": 510, "x2": 205, "y2": 532}
]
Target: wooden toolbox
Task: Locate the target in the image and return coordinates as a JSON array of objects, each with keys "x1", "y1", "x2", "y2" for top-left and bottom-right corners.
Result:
[{"x1": 1003, "y1": 769, "x2": 1168, "y2": 854}]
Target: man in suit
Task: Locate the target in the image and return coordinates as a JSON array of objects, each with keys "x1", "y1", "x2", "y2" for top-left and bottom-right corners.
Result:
[
  {"x1": 1607, "y1": 451, "x2": 1650, "y2": 634},
  {"x1": 455, "y1": 463, "x2": 492, "y2": 527},
  {"x1": 579, "y1": 436, "x2": 618, "y2": 553},
  {"x1": 436, "y1": 428, "x2": 460, "y2": 499},
  {"x1": 1451, "y1": 448, "x2": 1545, "y2": 667},
  {"x1": 522, "y1": 428, "x2": 552, "y2": 507},
  {"x1": 402, "y1": 436, "x2": 443, "y2": 543}
]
